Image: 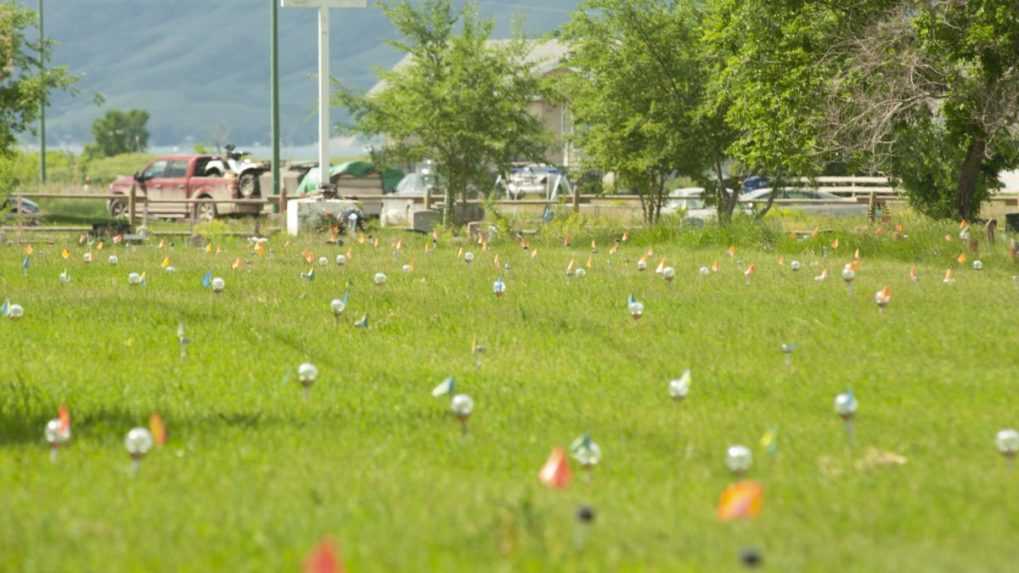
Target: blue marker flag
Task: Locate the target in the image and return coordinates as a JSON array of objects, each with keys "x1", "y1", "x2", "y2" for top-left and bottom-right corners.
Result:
[{"x1": 201, "y1": 271, "x2": 212, "y2": 288}]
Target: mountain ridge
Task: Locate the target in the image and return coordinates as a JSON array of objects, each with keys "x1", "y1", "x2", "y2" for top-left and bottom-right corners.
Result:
[{"x1": 38, "y1": 0, "x2": 578, "y2": 147}]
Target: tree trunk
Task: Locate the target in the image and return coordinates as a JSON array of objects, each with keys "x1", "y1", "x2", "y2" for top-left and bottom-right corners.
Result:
[
  {"x1": 956, "y1": 137, "x2": 986, "y2": 221},
  {"x1": 714, "y1": 159, "x2": 736, "y2": 226}
]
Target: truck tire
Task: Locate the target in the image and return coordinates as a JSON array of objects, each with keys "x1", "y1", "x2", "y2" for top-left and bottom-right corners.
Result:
[
  {"x1": 196, "y1": 198, "x2": 217, "y2": 221},
  {"x1": 239, "y1": 172, "x2": 260, "y2": 198},
  {"x1": 109, "y1": 194, "x2": 128, "y2": 218}
]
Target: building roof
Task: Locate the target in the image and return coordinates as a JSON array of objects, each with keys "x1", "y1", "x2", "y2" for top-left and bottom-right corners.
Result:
[{"x1": 367, "y1": 39, "x2": 568, "y2": 97}]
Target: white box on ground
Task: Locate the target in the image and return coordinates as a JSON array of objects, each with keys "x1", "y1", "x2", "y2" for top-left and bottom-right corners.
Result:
[
  {"x1": 286, "y1": 198, "x2": 360, "y2": 236},
  {"x1": 281, "y1": 1, "x2": 367, "y2": 7}
]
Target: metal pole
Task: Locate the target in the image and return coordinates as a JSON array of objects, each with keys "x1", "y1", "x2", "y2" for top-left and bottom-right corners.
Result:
[
  {"x1": 38, "y1": 0, "x2": 46, "y2": 184},
  {"x1": 317, "y1": 5, "x2": 330, "y2": 192},
  {"x1": 271, "y1": 0, "x2": 281, "y2": 198}
]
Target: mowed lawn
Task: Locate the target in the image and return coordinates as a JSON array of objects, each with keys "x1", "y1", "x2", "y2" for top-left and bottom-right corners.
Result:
[{"x1": 1, "y1": 228, "x2": 1018, "y2": 572}]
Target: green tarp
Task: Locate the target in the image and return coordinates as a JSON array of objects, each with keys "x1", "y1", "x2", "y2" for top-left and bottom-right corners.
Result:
[{"x1": 297, "y1": 161, "x2": 404, "y2": 195}]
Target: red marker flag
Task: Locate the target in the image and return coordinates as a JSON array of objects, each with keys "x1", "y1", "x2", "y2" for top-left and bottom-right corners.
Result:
[
  {"x1": 304, "y1": 538, "x2": 345, "y2": 573},
  {"x1": 717, "y1": 480, "x2": 763, "y2": 521},
  {"x1": 538, "y1": 447, "x2": 572, "y2": 489},
  {"x1": 58, "y1": 404, "x2": 71, "y2": 433}
]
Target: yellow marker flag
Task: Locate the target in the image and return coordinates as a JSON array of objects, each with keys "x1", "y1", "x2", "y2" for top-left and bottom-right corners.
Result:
[
  {"x1": 831, "y1": 238, "x2": 839, "y2": 250},
  {"x1": 161, "y1": 256, "x2": 171, "y2": 269},
  {"x1": 777, "y1": 255, "x2": 785, "y2": 266},
  {"x1": 255, "y1": 242, "x2": 266, "y2": 257},
  {"x1": 711, "y1": 260, "x2": 720, "y2": 273},
  {"x1": 96, "y1": 241, "x2": 104, "y2": 251},
  {"x1": 205, "y1": 243, "x2": 213, "y2": 254},
  {"x1": 232, "y1": 257, "x2": 242, "y2": 270},
  {"x1": 531, "y1": 249, "x2": 539, "y2": 259},
  {"x1": 493, "y1": 254, "x2": 501, "y2": 269},
  {"x1": 726, "y1": 245, "x2": 736, "y2": 257},
  {"x1": 345, "y1": 248, "x2": 352, "y2": 260},
  {"x1": 61, "y1": 248, "x2": 70, "y2": 260},
  {"x1": 591, "y1": 240, "x2": 597, "y2": 253},
  {"x1": 158, "y1": 239, "x2": 166, "y2": 249},
  {"x1": 566, "y1": 259, "x2": 575, "y2": 274},
  {"x1": 24, "y1": 244, "x2": 33, "y2": 256},
  {"x1": 622, "y1": 231, "x2": 629, "y2": 242},
  {"x1": 586, "y1": 255, "x2": 593, "y2": 269},
  {"x1": 853, "y1": 248, "x2": 861, "y2": 260},
  {"x1": 149, "y1": 413, "x2": 167, "y2": 446},
  {"x1": 373, "y1": 238, "x2": 380, "y2": 248},
  {"x1": 215, "y1": 246, "x2": 222, "y2": 255},
  {"x1": 655, "y1": 258, "x2": 666, "y2": 273}
]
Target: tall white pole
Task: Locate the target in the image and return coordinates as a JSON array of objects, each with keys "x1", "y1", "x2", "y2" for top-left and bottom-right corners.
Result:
[{"x1": 318, "y1": 4, "x2": 331, "y2": 191}]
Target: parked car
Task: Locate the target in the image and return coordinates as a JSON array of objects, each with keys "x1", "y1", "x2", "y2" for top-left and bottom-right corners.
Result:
[
  {"x1": 108, "y1": 155, "x2": 263, "y2": 220},
  {"x1": 497, "y1": 163, "x2": 565, "y2": 199},
  {"x1": 2, "y1": 196, "x2": 40, "y2": 216},
  {"x1": 741, "y1": 188, "x2": 868, "y2": 217}
]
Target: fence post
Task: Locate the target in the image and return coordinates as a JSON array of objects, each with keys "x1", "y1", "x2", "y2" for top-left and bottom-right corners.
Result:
[
  {"x1": 424, "y1": 185, "x2": 432, "y2": 210},
  {"x1": 280, "y1": 188, "x2": 288, "y2": 222},
  {"x1": 128, "y1": 186, "x2": 137, "y2": 227},
  {"x1": 868, "y1": 191, "x2": 877, "y2": 223},
  {"x1": 15, "y1": 191, "x2": 22, "y2": 243},
  {"x1": 189, "y1": 199, "x2": 198, "y2": 238},
  {"x1": 572, "y1": 179, "x2": 580, "y2": 214}
]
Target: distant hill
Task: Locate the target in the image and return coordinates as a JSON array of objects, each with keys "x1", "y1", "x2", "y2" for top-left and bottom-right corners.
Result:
[{"x1": 40, "y1": 0, "x2": 579, "y2": 148}]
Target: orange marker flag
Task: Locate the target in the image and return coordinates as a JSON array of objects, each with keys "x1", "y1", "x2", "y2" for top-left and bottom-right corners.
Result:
[
  {"x1": 777, "y1": 255, "x2": 785, "y2": 266},
  {"x1": 231, "y1": 257, "x2": 242, "y2": 271},
  {"x1": 831, "y1": 238, "x2": 839, "y2": 250},
  {"x1": 61, "y1": 248, "x2": 70, "y2": 260},
  {"x1": 538, "y1": 447, "x2": 572, "y2": 489},
  {"x1": 373, "y1": 238, "x2": 380, "y2": 248},
  {"x1": 910, "y1": 265, "x2": 919, "y2": 283},
  {"x1": 944, "y1": 234, "x2": 953, "y2": 242},
  {"x1": 621, "y1": 231, "x2": 629, "y2": 242},
  {"x1": 956, "y1": 253, "x2": 967, "y2": 265},
  {"x1": 744, "y1": 264, "x2": 756, "y2": 281},
  {"x1": 711, "y1": 260, "x2": 720, "y2": 273},
  {"x1": 78, "y1": 234, "x2": 88, "y2": 246},
  {"x1": 591, "y1": 239, "x2": 597, "y2": 253},
  {"x1": 345, "y1": 248, "x2": 353, "y2": 261},
  {"x1": 149, "y1": 413, "x2": 167, "y2": 446},
  {"x1": 255, "y1": 242, "x2": 266, "y2": 257},
  {"x1": 330, "y1": 226, "x2": 339, "y2": 242},
  {"x1": 357, "y1": 234, "x2": 366, "y2": 245},
  {"x1": 944, "y1": 268, "x2": 955, "y2": 283},
  {"x1": 303, "y1": 250, "x2": 315, "y2": 265},
  {"x1": 112, "y1": 234, "x2": 124, "y2": 245},
  {"x1": 563, "y1": 235, "x2": 572, "y2": 247},
  {"x1": 717, "y1": 480, "x2": 764, "y2": 521},
  {"x1": 960, "y1": 219, "x2": 970, "y2": 230},
  {"x1": 304, "y1": 538, "x2": 345, "y2": 573},
  {"x1": 853, "y1": 248, "x2": 861, "y2": 261},
  {"x1": 585, "y1": 255, "x2": 593, "y2": 269},
  {"x1": 58, "y1": 404, "x2": 71, "y2": 433},
  {"x1": 215, "y1": 245, "x2": 222, "y2": 255},
  {"x1": 851, "y1": 259, "x2": 862, "y2": 272},
  {"x1": 726, "y1": 245, "x2": 736, "y2": 257},
  {"x1": 431, "y1": 229, "x2": 439, "y2": 243},
  {"x1": 480, "y1": 240, "x2": 488, "y2": 252},
  {"x1": 645, "y1": 248, "x2": 655, "y2": 258},
  {"x1": 609, "y1": 242, "x2": 619, "y2": 255}
]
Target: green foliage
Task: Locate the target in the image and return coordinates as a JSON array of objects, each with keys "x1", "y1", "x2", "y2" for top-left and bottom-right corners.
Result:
[
  {"x1": 560, "y1": 0, "x2": 735, "y2": 224},
  {"x1": 86, "y1": 109, "x2": 150, "y2": 158},
  {"x1": 0, "y1": 4, "x2": 78, "y2": 155},
  {"x1": 338, "y1": 0, "x2": 549, "y2": 225}
]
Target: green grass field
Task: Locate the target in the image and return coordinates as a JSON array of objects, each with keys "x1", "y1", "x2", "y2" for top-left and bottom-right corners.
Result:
[{"x1": 1, "y1": 219, "x2": 1018, "y2": 572}]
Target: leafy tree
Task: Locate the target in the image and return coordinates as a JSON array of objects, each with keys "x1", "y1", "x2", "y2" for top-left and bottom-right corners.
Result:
[
  {"x1": 87, "y1": 109, "x2": 150, "y2": 158},
  {"x1": 705, "y1": 0, "x2": 1019, "y2": 221},
  {"x1": 560, "y1": 0, "x2": 736, "y2": 224},
  {"x1": 337, "y1": 0, "x2": 549, "y2": 225},
  {"x1": 0, "y1": 4, "x2": 78, "y2": 156}
]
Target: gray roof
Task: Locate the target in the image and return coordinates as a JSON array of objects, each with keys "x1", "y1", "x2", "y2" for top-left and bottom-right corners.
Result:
[{"x1": 367, "y1": 39, "x2": 568, "y2": 97}]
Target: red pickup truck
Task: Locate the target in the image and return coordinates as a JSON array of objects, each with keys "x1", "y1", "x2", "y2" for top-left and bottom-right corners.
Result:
[{"x1": 108, "y1": 155, "x2": 262, "y2": 220}]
